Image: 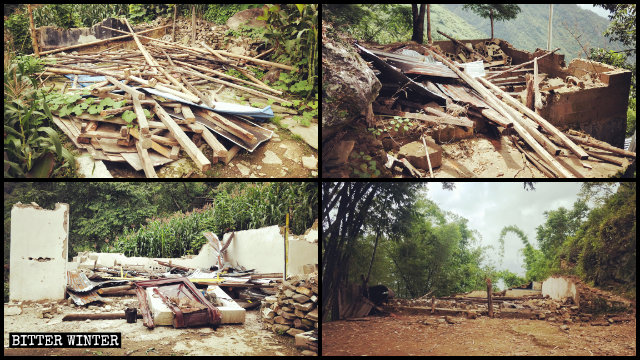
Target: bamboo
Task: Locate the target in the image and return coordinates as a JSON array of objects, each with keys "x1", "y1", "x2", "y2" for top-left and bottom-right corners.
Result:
[
  {"x1": 172, "y1": 4, "x2": 177, "y2": 42},
  {"x1": 27, "y1": 4, "x2": 40, "y2": 57},
  {"x1": 479, "y1": 77, "x2": 589, "y2": 160},
  {"x1": 192, "y1": 6, "x2": 196, "y2": 47},
  {"x1": 422, "y1": 135, "x2": 434, "y2": 178},
  {"x1": 217, "y1": 50, "x2": 295, "y2": 71},
  {"x1": 105, "y1": 76, "x2": 145, "y2": 100},
  {"x1": 38, "y1": 25, "x2": 170, "y2": 56}
]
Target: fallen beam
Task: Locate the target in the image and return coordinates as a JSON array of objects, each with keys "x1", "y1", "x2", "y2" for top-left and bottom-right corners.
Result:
[
  {"x1": 62, "y1": 312, "x2": 142, "y2": 321},
  {"x1": 373, "y1": 105, "x2": 474, "y2": 127}
]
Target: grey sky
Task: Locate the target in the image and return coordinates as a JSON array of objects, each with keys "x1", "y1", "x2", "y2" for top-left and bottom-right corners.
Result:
[
  {"x1": 424, "y1": 183, "x2": 584, "y2": 278},
  {"x1": 577, "y1": 4, "x2": 610, "y2": 19}
]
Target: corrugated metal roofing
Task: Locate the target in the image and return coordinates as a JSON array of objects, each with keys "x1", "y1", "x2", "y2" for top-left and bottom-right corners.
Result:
[
  {"x1": 67, "y1": 289, "x2": 104, "y2": 306},
  {"x1": 67, "y1": 271, "x2": 97, "y2": 292}
]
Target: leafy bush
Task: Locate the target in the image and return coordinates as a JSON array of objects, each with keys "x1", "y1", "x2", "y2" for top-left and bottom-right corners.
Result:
[
  {"x1": 5, "y1": 11, "x2": 33, "y2": 55},
  {"x1": 4, "y1": 52, "x2": 75, "y2": 177},
  {"x1": 204, "y1": 4, "x2": 263, "y2": 25}
]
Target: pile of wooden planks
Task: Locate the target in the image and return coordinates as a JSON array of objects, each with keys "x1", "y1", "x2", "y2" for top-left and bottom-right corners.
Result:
[{"x1": 38, "y1": 18, "x2": 292, "y2": 177}]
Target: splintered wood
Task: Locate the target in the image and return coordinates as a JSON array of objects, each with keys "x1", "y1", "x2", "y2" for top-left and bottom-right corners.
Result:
[{"x1": 38, "y1": 19, "x2": 291, "y2": 177}]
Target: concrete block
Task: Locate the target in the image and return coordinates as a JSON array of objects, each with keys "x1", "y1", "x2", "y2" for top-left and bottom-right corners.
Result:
[
  {"x1": 10, "y1": 203, "x2": 69, "y2": 302},
  {"x1": 398, "y1": 139, "x2": 443, "y2": 170},
  {"x1": 542, "y1": 276, "x2": 578, "y2": 304},
  {"x1": 146, "y1": 287, "x2": 174, "y2": 326},
  {"x1": 206, "y1": 285, "x2": 245, "y2": 324}
]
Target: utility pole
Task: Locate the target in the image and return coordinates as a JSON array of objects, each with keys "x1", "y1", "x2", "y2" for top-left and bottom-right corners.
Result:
[{"x1": 547, "y1": 4, "x2": 553, "y2": 50}]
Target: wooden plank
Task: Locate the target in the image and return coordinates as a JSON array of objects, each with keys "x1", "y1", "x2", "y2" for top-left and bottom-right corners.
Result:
[
  {"x1": 154, "y1": 102, "x2": 211, "y2": 171},
  {"x1": 486, "y1": 48, "x2": 560, "y2": 80},
  {"x1": 181, "y1": 105, "x2": 195, "y2": 123},
  {"x1": 132, "y1": 95, "x2": 150, "y2": 135},
  {"x1": 223, "y1": 145, "x2": 241, "y2": 164},
  {"x1": 196, "y1": 124, "x2": 228, "y2": 164},
  {"x1": 105, "y1": 76, "x2": 145, "y2": 100},
  {"x1": 196, "y1": 109, "x2": 257, "y2": 145},
  {"x1": 566, "y1": 133, "x2": 636, "y2": 158},
  {"x1": 534, "y1": 57, "x2": 542, "y2": 110},
  {"x1": 135, "y1": 139, "x2": 158, "y2": 178},
  {"x1": 130, "y1": 127, "x2": 173, "y2": 159},
  {"x1": 479, "y1": 77, "x2": 589, "y2": 160}
]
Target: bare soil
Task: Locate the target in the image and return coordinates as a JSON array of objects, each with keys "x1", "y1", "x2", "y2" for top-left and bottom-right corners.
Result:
[{"x1": 322, "y1": 314, "x2": 636, "y2": 356}]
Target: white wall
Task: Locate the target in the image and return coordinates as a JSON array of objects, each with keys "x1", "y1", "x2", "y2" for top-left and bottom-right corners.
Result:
[
  {"x1": 541, "y1": 276, "x2": 578, "y2": 304},
  {"x1": 10, "y1": 203, "x2": 69, "y2": 301}
]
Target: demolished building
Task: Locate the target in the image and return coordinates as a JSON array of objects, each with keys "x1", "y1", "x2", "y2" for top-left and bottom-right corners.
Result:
[
  {"x1": 6, "y1": 202, "x2": 318, "y2": 355},
  {"x1": 322, "y1": 28, "x2": 635, "y2": 177}
]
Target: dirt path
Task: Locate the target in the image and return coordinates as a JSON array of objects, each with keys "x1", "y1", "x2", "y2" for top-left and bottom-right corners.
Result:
[{"x1": 322, "y1": 314, "x2": 636, "y2": 356}]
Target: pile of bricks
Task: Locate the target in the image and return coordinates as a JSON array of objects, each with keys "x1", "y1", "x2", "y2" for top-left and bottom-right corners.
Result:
[{"x1": 260, "y1": 272, "x2": 318, "y2": 350}]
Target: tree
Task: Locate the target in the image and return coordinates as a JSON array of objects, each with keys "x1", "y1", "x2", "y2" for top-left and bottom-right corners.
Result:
[
  {"x1": 411, "y1": 4, "x2": 426, "y2": 43},
  {"x1": 462, "y1": 4, "x2": 521, "y2": 39},
  {"x1": 594, "y1": 4, "x2": 636, "y2": 52},
  {"x1": 426, "y1": 4, "x2": 432, "y2": 44}
]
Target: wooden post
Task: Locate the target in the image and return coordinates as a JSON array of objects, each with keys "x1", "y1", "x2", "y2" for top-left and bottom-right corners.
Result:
[
  {"x1": 172, "y1": 4, "x2": 177, "y2": 43},
  {"x1": 431, "y1": 296, "x2": 435, "y2": 314},
  {"x1": 534, "y1": 57, "x2": 542, "y2": 111},
  {"x1": 486, "y1": 278, "x2": 493, "y2": 318},
  {"x1": 135, "y1": 139, "x2": 158, "y2": 178},
  {"x1": 422, "y1": 135, "x2": 434, "y2": 178},
  {"x1": 27, "y1": 4, "x2": 40, "y2": 57},
  {"x1": 426, "y1": 4, "x2": 432, "y2": 45},
  {"x1": 191, "y1": 6, "x2": 196, "y2": 47},
  {"x1": 547, "y1": 4, "x2": 553, "y2": 51}
]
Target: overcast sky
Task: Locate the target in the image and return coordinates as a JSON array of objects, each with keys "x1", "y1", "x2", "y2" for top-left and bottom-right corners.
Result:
[
  {"x1": 577, "y1": 4, "x2": 610, "y2": 19},
  {"x1": 424, "y1": 183, "x2": 585, "y2": 279}
]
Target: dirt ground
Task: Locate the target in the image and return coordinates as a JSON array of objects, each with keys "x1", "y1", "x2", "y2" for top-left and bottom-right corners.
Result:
[
  {"x1": 323, "y1": 314, "x2": 636, "y2": 356},
  {"x1": 4, "y1": 304, "x2": 301, "y2": 356}
]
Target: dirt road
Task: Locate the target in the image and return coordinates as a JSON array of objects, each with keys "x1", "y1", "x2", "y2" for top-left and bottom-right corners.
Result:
[{"x1": 323, "y1": 314, "x2": 636, "y2": 356}]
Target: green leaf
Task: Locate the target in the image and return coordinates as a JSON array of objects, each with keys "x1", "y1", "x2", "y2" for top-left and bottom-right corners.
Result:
[
  {"x1": 363, "y1": 155, "x2": 372, "y2": 161},
  {"x1": 122, "y1": 110, "x2": 137, "y2": 123},
  {"x1": 100, "y1": 97, "x2": 115, "y2": 108},
  {"x1": 403, "y1": 125, "x2": 409, "y2": 131},
  {"x1": 87, "y1": 105, "x2": 100, "y2": 115}
]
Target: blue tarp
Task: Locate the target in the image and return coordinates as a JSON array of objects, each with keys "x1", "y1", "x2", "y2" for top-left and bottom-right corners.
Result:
[{"x1": 64, "y1": 74, "x2": 274, "y2": 120}]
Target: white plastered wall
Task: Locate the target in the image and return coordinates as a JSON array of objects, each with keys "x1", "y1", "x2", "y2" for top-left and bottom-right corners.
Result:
[
  {"x1": 10, "y1": 202, "x2": 69, "y2": 301},
  {"x1": 542, "y1": 276, "x2": 578, "y2": 304},
  {"x1": 222, "y1": 225, "x2": 318, "y2": 275}
]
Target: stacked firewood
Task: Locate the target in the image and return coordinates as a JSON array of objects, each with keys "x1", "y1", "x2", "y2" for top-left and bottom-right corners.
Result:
[{"x1": 260, "y1": 272, "x2": 318, "y2": 341}]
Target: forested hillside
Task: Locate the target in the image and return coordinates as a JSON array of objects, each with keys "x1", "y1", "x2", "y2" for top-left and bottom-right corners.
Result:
[
  {"x1": 441, "y1": 4, "x2": 627, "y2": 63},
  {"x1": 322, "y1": 182, "x2": 636, "y2": 321}
]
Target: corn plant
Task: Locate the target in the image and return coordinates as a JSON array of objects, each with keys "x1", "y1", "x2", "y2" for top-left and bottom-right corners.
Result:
[{"x1": 4, "y1": 53, "x2": 75, "y2": 177}]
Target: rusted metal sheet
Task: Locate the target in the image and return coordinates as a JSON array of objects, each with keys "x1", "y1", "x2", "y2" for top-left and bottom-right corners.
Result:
[
  {"x1": 356, "y1": 44, "x2": 447, "y2": 104},
  {"x1": 135, "y1": 277, "x2": 222, "y2": 329},
  {"x1": 67, "y1": 271, "x2": 97, "y2": 293},
  {"x1": 67, "y1": 289, "x2": 104, "y2": 306},
  {"x1": 366, "y1": 47, "x2": 459, "y2": 79}
]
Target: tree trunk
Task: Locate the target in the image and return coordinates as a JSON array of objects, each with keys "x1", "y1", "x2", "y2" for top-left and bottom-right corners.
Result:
[
  {"x1": 427, "y1": 4, "x2": 432, "y2": 45},
  {"x1": 486, "y1": 278, "x2": 493, "y2": 317},
  {"x1": 490, "y1": 9, "x2": 494, "y2": 39},
  {"x1": 411, "y1": 4, "x2": 426, "y2": 44}
]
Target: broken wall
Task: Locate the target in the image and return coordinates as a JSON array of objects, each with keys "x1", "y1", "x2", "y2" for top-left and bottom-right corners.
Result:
[
  {"x1": 10, "y1": 203, "x2": 69, "y2": 301},
  {"x1": 435, "y1": 38, "x2": 630, "y2": 147},
  {"x1": 223, "y1": 225, "x2": 318, "y2": 276},
  {"x1": 541, "y1": 276, "x2": 578, "y2": 305}
]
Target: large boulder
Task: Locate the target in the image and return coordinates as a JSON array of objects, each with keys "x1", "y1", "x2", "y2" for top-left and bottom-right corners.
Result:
[
  {"x1": 322, "y1": 21, "x2": 381, "y2": 140},
  {"x1": 226, "y1": 8, "x2": 266, "y2": 30}
]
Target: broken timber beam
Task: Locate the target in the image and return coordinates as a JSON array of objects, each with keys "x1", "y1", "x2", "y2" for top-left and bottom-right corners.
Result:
[
  {"x1": 194, "y1": 124, "x2": 228, "y2": 164},
  {"x1": 424, "y1": 46, "x2": 573, "y2": 177},
  {"x1": 437, "y1": 30, "x2": 490, "y2": 62},
  {"x1": 63, "y1": 313, "x2": 142, "y2": 321},
  {"x1": 479, "y1": 77, "x2": 589, "y2": 160},
  {"x1": 486, "y1": 48, "x2": 560, "y2": 80},
  {"x1": 372, "y1": 105, "x2": 474, "y2": 127},
  {"x1": 196, "y1": 109, "x2": 258, "y2": 145},
  {"x1": 154, "y1": 102, "x2": 211, "y2": 171},
  {"x1": 135, "y1": 139, "x2": 158, "y2": 178},
  {"x1": 130, "y1": 127, "x2": 174, "y2": 159},
  {"x1": 566, "y1": 133, "x2": 636, "y2": 158}
]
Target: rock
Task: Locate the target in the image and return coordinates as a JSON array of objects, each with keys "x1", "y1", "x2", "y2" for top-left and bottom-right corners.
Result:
[
  {"x1": 301, "y1": 156, "x2": 317, "y2": 170},
  {"x1": 262, "y1": 150, "x2": 282, "y2": 165},
  {"x1": 228, "y1": 46, "x2": 246, "y2": 56},
  {"x1": 272, "y1": 324, "x2": 291, "y2": 333},
  {"x1": 226, "y1": 8, "x2": 266, "y2": 31},
  {"x1": 236, "y1": 162, "x2": 251, "y2": 176},
  {"x1": 301, "y1": 350, "x2": 317, "y2": 356},
  {"x1": 444, "y1": 316, "x2": 457, "y2": 324},
  {"x1": 286, "y1": 328, "x2": 305, "y2": 337},
  {"x1": 292, "y1": 293, "x2": 311, "y2": 304},
  {"x1": 397, "y1": 137, "x2": 442, "y2": 171},
  {"x1": 538, "y1": 313, "x2": 546, "y2": 320},
  {"x1": 607, "y1": 318, "x2": 614, "y2": 324},
  {"x1": 322, "y1": 20, "x2": 381, "y2": 139},
  {"x1": 548, "y1": 317, "x2": 556, "y2": 322},
  {"x1": 437, "y1": 318, "x2": 446, "y2": 324},
  {"x1": 560, "y1": 324, "x2": 569, "y2": 331}
]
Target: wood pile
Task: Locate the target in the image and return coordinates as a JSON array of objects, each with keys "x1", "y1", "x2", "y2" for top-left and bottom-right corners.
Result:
[
  {"x1": 36, "y1": 18, "x2": 294, "y2": 177},
  {"x1": 260, "y1": 272, "x2": 318, "y2": 345}
]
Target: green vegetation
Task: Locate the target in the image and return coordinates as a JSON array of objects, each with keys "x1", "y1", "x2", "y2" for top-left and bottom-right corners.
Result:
[
  {"x1": 4, "y1": 53, "x2": 75, "y2": 177},
  {"x1": 462, "y1": 4, "x2": 521, "y2": 39},
  {"x1": 4, "y1": 182, "x2": 317, "y2": 261},
  {"x1": 349, "y1": 151, "x2": 381, "y2": 178}
]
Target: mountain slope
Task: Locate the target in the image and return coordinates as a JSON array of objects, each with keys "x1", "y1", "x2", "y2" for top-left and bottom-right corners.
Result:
[{"x1": 439, "y1": 4, "x2": 626, "y2": 63}]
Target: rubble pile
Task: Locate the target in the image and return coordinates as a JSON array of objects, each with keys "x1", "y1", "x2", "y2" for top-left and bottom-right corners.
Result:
[{"x1": 260, "y1": 272, "x2": 318, "y2": 354}]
